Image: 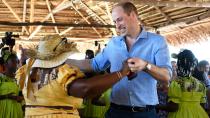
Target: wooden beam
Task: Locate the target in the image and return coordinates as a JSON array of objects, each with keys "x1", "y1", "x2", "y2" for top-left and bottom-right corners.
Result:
[
  {"x1": 140, "y1": 8, "x2": 185, "y2": 21},
  {"x1": 96, "y1": 5, "x2": 108, "y2": 16},
  {"x1": 143, "y1": 8, "x2": 206, "y2": 23},
  {"x1": 137, "y1": 5, "x2": 148, "y2": 11},
  {"x1": 30, "y1": 0, "x2": 35, "y2": 33},
  {"x1": 156, "y1": 10, "x2": 210, "y2": 29},
  {"x1": 80, "y1": 1, "x2": 107, "y2": 24},
  {"x1": 71, "y1": 1, "x2": 102, "y2": 38},
  {"x1": 22, "y1": 0, "x2": 27, "y2": 33},
  {"x1": 15, "y1": 37, "x2": 109, "y2": 43},
  {"x1": 154, "y1": 6, "x2": 172, "y2": 24},
  {"x1": 0, "y1": 1, "x2": 64, "y2": 6},
  {"x1": 88, "y1": 0, "x2": 210, "y2": 8},
  {"x1": 60, "y1": 27, "x2": 74, "y2": 35},
  {"x1": 0, "y1": 21, "x2": 115, "y2": 28},
  {"x1": 28, "y1": 0, "x2": 72, "y2": 39},
  {"x1": 2, "y1": 0, "x2": 29, "y2": 35},
  {"x1": 46, "y1": 0, "x2": 59, "y2": 34},
  {"x1": 105, "y1": 2, "x2": 117, "y2": 36},
  {"x1": 60, "y1": 16, "x2": 92, "y2": 35},
  {"x1": 0, "y1": 28, "x2": 108, "y2": 33},
  {"x1": 138, "y1": 6, "x2": 155, "y2": 14},
  {"x1": 149, "y1": 8, "x2": 208, "y2": 25},
  {"x1": 80, "y1": 1, "x2": 117, "y2": 36}
]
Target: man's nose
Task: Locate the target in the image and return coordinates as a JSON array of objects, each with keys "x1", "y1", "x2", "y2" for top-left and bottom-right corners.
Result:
[{"x1": 115, "y1": 23, "x2": 121, "y2": 30}]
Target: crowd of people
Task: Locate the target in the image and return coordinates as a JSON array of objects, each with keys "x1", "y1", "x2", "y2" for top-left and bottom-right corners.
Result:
[{"x1": 0, "y1": 1, "x2": 210, "y2": 118}]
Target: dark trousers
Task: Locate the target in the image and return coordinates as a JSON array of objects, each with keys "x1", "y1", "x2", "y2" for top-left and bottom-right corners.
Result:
[{"x1": 105, "y1": 106, "x2": 157, "y2": 118}]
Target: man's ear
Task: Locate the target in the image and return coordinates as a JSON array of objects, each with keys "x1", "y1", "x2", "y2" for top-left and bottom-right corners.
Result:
[{"x1": 130, "y1": 11, "x2": 138, "y2": 21}]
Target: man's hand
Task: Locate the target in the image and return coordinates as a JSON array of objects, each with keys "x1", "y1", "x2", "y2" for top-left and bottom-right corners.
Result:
[
  {"x1": 127, "y1": 58, "x2": 147, "y2": 72},
  {"x1": 127, "y1": 58, "x2": 170, "y2": 82}
]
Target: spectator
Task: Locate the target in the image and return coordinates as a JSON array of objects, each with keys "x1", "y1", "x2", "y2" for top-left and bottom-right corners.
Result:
[{"x1": 0, "y1": 49, "x2": 24, "y2": 118}]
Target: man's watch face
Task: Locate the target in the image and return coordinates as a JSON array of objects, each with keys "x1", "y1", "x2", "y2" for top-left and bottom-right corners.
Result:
[{"x1": 146, "y1": 63, "x2": 152, "y2": 70}]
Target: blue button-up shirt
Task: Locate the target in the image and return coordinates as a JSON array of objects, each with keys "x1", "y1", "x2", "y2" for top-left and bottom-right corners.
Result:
[{"x1": 91, "y1": 29, "x2": 172, "y2": 107}]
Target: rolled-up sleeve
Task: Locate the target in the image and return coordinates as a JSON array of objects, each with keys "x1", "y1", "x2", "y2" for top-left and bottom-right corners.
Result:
[
  {"x1": 154, "y1": 36, "x2": 172, "y2": 77},
  {"x1": 91, "y1": 44, "x2": 111, "y2": 72}
]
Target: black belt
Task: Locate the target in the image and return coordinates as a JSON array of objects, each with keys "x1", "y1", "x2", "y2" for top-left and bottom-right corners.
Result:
[
  {"x1": 26, "y1": 105, "x2": 73, "y2": 110},
  {"x1": 110, "y1": 103, "x2": 155, "y2": 112}
]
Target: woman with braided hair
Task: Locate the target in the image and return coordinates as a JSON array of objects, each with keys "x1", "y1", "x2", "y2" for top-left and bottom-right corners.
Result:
[
  {"x1": 156, "y1": 49, "x2": 208, "y2": 118},
  {"x1": 0, "y1": 49, "x2": 24, "y2": 118}
]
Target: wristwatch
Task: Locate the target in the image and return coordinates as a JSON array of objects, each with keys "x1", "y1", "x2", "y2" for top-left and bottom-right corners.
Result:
[{"x1": 145, "y1": 62, "x2": 152, "y2": 71}]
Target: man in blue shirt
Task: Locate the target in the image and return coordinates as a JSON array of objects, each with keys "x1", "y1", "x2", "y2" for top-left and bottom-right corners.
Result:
[{"x1": 67, "y1": 1, "x2": 171, "y2": 118}]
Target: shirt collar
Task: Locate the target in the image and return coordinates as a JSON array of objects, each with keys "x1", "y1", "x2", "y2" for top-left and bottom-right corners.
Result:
[{"x1": 119, "y1": 27, "x2": 148, "y2": 41}]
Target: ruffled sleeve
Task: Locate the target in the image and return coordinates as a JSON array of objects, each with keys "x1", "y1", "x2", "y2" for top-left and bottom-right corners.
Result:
[
  {"x1": 56, "y1": 64, "x2": 85, "y2": 92},
  {"x1": 15, "y1": 58, "x2": 35, "y2": 90},
  {"x1": 15, "y1": 65, "x2": 27, "y2": 90},
  {"x1": 168, "y1": 80, "x2": 182, "y2": 103}
]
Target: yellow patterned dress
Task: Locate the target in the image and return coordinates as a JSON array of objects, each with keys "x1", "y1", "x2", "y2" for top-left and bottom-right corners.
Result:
[
  {"x1": 168, "y1": 76, "x2": 208, "y2": 118},
  {"x1": 16, "y1": 59, "x2": 85, "y2": 118}
]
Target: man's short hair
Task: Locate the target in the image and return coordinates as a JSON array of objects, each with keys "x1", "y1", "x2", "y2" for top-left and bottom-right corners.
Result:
[
  {"x1": 198, "y1": 60, "x2": 209, "y2": 68},
  {"x1": 113, "y1": 2, "x2": 138, "y2": 16}
]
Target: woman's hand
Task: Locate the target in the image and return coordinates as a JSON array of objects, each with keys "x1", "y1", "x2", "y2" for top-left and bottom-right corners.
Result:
[
  {"x1": 30, "y1": 67, "x2": 39, "y2": 82},
  {"x1": 120, "y1": 61, "x2": 130, "y2": 77},
  {"x1": 0, "y1": 93, "x2": 23, "y2": 102},
  {"x1": 9, "y1": 96, "x2": 24, "y2": 103}
]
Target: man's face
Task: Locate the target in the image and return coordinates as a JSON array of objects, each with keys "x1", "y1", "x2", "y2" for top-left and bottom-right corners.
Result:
[
  {"x1": 112, "y1": 6, "x2": 132, "y2": 37},
  {"x1": 198, "y1": 64, "x2": 210, "y2": 73},
  {"x1": 205, "y1": 64, "x2": 210, "y2": 73}
]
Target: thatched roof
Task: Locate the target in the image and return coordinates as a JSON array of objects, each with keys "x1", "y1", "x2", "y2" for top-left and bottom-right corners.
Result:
[
  {"x1": 0, "y1": 0, "x2": 210, "y2": 46},
  {"x1": 164, "y1": 18, "x2": 210, "y2": 46}
]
